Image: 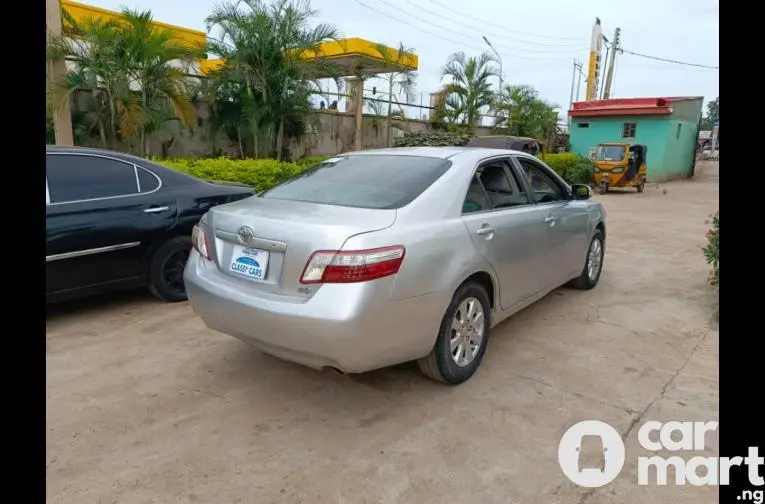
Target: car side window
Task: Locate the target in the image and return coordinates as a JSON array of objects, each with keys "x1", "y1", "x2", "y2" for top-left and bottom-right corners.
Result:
[
  {"x1": 463, "y1": 161, "x2": 531, "y2": 214},
  {"x1": 462, "y1": 174, "x2": 492, "y2": 214},
  {"x1": 477, "y1": 161, "x2": 530, "y2": 209},
  {"x1": 136, "y1": 166, "x2": 161, "y2": 193},
  {"x1": 515, "y1": 156, "x2": 567, "y2": 203},
  {"x1": 46, "y1": 154, "x2": 140, "y2": 203}
]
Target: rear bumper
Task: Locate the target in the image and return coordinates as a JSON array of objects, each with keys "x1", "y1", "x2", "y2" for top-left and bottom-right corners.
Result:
[{"x1": 184, "y1": 252, "x2": 448, "y2": 373}]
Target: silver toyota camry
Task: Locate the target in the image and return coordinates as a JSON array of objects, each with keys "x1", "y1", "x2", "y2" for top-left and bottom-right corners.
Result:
[{"x1": 184, "y1": 147, "x2": 606, "y2": 384}]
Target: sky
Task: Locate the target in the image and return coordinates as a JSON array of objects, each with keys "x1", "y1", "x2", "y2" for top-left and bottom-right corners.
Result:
[{"x1": 82, "y1": 0, "x2": 719, "y2": 124}]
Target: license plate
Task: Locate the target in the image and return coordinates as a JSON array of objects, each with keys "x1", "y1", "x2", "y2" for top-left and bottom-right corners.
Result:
[{"x1": 229, "y1": 246, "x2": 269, "y2": 281}]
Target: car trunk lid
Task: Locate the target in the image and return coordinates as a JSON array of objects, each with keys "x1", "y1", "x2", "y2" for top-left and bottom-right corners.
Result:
[{"x1": 207, "y1": 197, "x2": 397, "y2": 298}]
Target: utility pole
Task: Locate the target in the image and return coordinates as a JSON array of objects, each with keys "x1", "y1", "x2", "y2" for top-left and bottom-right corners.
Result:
[
  {"x1": 482, "y1": 36, "x2": 503, "y2": 97},
  {"x1": 568, "y1": 59, "x2": 579, "y2": 128},
  {"x1": 602, "y1": 27, "x2": 621, "y2": 100},
  {"x1": 574, "y1": 61, "x2": 584, "y2": 101},
  {"x1": 599, "y1": 36, "x2": 610, "y2": 99},
  {"x1": 46, "y1": 0, "x2": 74, "y2": 146},
  {"x1": 569, "y1": 59, "x2": 577, "y2": 111}
]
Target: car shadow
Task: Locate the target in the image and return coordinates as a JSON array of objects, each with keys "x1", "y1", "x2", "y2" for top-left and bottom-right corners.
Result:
[{"x1": 46, "y1": 288, "x2": 162, "y2": 322}]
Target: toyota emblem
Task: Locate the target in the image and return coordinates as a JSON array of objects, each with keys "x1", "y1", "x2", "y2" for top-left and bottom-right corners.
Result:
[{"x1": 237, "y1": 226, "x2": 255, "y2": 244}]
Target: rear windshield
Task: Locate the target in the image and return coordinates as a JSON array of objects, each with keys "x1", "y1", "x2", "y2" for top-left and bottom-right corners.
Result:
[{"x1": 259, "y1": 155, "x2": 452, "y2": 209}]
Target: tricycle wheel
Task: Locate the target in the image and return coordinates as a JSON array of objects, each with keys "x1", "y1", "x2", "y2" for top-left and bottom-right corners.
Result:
[
  {"x1": 636, "y1": 180, "x2": 645, "y2": 193},
  {"x1": 599, "y1": 183, "x2": 608, "y2": 195}
]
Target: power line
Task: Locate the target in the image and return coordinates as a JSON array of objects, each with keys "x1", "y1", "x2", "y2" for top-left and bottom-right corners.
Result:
[
  {"x1": 399, "y1": 0, "x2": 587, "y2": 49},
  {"x1": 620, "y1": 49, "x2": 719, "y2": 69},
  {"x1": 426, "y1": 0, "x2": 585, "y2": 42},
  {"x1": 353, "y1": 0, "x2": 573, "y2": 62},
  {"x1": 378, "y1": 0, "x2": 583, "y2": 54},
  {"x1": 352, "y1": 0, "x2": 484, "y2": 52}
]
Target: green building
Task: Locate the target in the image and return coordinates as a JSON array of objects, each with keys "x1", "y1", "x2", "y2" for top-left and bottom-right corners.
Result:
[{"x1": 568, "y1": 97, "x2": 704, "y2": 182}]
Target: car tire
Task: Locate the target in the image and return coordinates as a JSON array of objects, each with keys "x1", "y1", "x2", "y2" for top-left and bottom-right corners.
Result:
[
  {"x1": 148, "y1": 236, "x2": 192, "y2": 302},
  {"x1": 417, "y1": 281, "x2": 492, "y2": 385},
  {"x1": 569, "y1": 230, "x2": 605, "y2": 290}
]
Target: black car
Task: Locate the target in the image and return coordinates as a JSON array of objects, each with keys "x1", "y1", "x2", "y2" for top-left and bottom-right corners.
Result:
[{"x1": 46, "y1": 146, "x2": 254, "y2": 303}]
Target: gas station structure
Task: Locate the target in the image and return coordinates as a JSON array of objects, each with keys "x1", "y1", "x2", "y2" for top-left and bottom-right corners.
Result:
[{"x1": 49, "y1": 0, "x2": 419, "y2": 150}]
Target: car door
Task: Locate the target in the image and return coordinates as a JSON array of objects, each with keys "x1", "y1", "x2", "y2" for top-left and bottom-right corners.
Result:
[
  {"x1": 511, "y1": 155, "x2": 590, "y2": 288},
  {"x1": 46, "y1": 152, "x2": 179, "y2": 298},
  {"x1": 461, "y1": 157, "x2": 549, "y2": 310}
]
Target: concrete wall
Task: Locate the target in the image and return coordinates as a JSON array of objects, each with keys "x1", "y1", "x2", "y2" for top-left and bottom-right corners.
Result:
[{"x1": 72, "y1": 99, "x2": 495, "y2": 160}]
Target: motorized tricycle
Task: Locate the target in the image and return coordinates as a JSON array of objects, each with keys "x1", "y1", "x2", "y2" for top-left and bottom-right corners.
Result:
[{"x1": 593, "y1": 143, "x2": 647, "y2": 194}]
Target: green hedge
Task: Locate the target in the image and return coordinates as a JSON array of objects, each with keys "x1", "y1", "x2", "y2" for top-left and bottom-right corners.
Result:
[
  {"x1": 703, "y1": 212, "x2": 719, "y2": 286},
  {"x1": 155, "y1": 151, "x2": 595, "y2": 196},
  {"x1": 394, "y1": 131, "x2": 472, "y2": 147},
  {"x1": 540, "y1": 153, "x2": 596, "y2": 185},
  {"x1": 156, "y1": 156, "x2": 328, "y2": 192}
]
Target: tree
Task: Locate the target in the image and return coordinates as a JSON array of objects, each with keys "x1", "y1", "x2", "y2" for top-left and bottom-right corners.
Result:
[
  {"x1": 700, "y1": 96, "x2": 719, "y2": 130},
  {"x1": 205, "y1": 0, "x2": 340, "y2": 160},
  {"x1": 440, "y1": 51, "x2": 498, "y2": 133},
  {"x1": 494, "y1": 84, "x2": 560, "y2": 142},
  {"x1": 47, "y1": 7, "x2": 202, "y2": 154},
  {"x1": 371, "y1": 43, "x2": 417, "y2": 147},
  {"x1": 118, "y1": 9, "x2": 201, "y2": 155}
]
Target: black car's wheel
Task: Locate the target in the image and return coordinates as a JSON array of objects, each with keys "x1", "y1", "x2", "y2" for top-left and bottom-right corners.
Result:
[
  {"x1": 148, "y1": 236, "x2": 191, "y2": 302},
  {"x1": 568, "y1": 230, "x2": 605, "y2": 290},
  {"x1": 417, "y1": 281, "x2": 491, "y2": 385}
]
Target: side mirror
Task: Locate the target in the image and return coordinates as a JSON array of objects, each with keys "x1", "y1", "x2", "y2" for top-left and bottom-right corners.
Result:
[{"x1": 571, "y1": 183, "x2": 592, "y2": 200}]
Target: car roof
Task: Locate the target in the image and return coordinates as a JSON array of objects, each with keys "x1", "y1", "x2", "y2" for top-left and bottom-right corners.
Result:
[
  {"x1": 45, "y1": 145, "x2": 204, "y2": 186},
  {"x1": 46, "y1": 145, "x2": 156, "y2": 165},
  {"x1": 347, "y1": 146, "x2": 531, "y2": 161}
]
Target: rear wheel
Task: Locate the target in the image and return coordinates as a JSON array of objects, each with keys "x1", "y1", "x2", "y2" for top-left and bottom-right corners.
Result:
[
  {"x1": 636, "y1": 179, "x2": 645, "y2": 193},
  {"x1": 569, "y1": 230, "x2": 605, "y2": 290},
  {"x1": 148, "y1": 236, "x2": 191, "y2": 302},
  {"x1": 417, "y1": 281, "x2": 491, "y2": 384}
]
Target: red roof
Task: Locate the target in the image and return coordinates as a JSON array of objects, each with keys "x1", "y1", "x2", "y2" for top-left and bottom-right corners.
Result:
[{"x1": 568, "y1": 96, "x2": 703, "y2": 118}]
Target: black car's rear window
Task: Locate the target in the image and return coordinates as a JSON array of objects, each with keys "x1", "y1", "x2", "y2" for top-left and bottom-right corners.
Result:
[{"x1": 259, "y1": 155, "x2": 452, "y2": 209}]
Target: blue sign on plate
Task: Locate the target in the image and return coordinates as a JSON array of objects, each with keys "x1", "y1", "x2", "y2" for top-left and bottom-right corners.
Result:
[{"x1": 229, "y1": 247, "x2": 269, "y2": 281}]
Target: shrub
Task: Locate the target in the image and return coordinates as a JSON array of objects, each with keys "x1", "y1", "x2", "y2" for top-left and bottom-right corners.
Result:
[
  {"x1": 156, "y1": 156, "x2": 327, "y2": 192},
  {"x1": 394, "y1": 131, "x2": 472, "y2": 147},
  {"x1": 703, "y1": 212, "x2": 719, "y2": 286},
  {"x1": 540, "y1": 153, "x2": 596, "y2": 185}
]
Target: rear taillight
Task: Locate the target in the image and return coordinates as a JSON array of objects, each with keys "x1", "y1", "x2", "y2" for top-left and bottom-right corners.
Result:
[
  {"x1": 191, "y1": 224, "x2": 211, "y2": 260},
  {"x1": 300, "y1": 246, "x2": 405, "y2": 284}
]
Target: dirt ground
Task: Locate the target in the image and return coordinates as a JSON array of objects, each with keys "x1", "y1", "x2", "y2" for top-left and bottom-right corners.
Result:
[{"x1": 46, "y1": 162, "x2": 720, "y2": 504}]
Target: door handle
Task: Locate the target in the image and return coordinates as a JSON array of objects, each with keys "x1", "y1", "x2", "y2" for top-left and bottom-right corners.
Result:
[
  {"x1": 476, "y1": 226, "x2": 495, "y2": 236},
  {"x1": 144, "y1": 206, "x2": 169, "y2": 214}
]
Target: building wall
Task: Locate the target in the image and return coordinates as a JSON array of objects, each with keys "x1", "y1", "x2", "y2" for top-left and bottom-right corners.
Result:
[
  {"x1": 569, "y1": 106, "x2": 702, "y2": 182},
  {"x1": 569, "y1": 116, "x2": 670, "y2": 181},
  {"x1": 660, "y1": 99, "x2": 703, "y2": 180},
  {"x1": 661, "y1": 119, "x2": 699, "y2": 181}
]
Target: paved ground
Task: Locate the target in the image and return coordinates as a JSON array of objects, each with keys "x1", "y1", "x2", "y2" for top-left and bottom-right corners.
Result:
[{"x1": 47, "y1": 162, "x2": 719, "y2": 504}]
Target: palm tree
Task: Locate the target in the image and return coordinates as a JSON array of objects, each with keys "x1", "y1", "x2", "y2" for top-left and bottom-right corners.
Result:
[
  {"x1": 441, "y1": 51, "x2": 498, "y2": 132},
  {"x1": 118, "y1": 9, "x2": 202, "y2": 155},
  {"x1": 372, "y1": 43, "x2": 417, "y2": 147},
  {"x1": 205, "y1": 0, "x2": 340, "y2": 160},
  {"x1": 494, "y1": 84, "x2": 560, "y2": 142},
  {"x1": 47, "y1": 7, "x2": 202, "y2": 154},
  {"x1": 47, "y1": 12, "x2": 123, "y2": 148}
]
